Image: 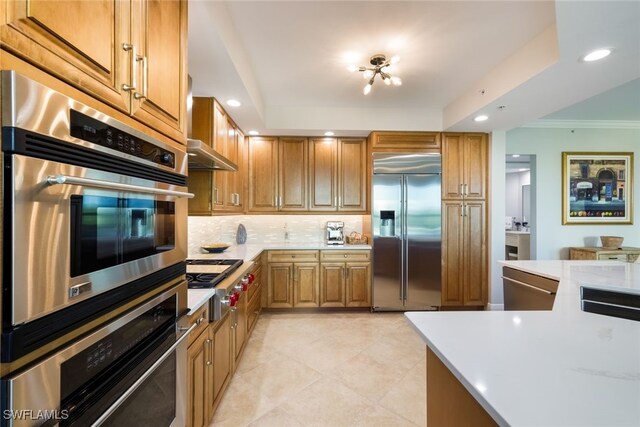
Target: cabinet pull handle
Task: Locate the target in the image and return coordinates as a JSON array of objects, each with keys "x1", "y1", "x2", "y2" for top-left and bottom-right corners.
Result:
[
  {"x1": 134, "y1": 55, "x2": 148, "y2": 100},
  {"x1": 122, "y1": 43, "x2": 137, "y2": 92},
  {"x1": 460, "y1": 203, "x2": 464, "y2": 217},
  {"x1": 501, "y1": 276, "x2": 555, "y2": 295},
  {"x1": 205, "y1": 338, "x2": 212, "y2": 365},
  {"x1": 464, "y1": 183, "x2": 469, "y2": 196},
  {"x1": 338, "y1": 196, "x2": 342, "y2": 208},
  {"x1": 214, "y1": 187, "x2": 219, "y2": 204},
  {"x1": 460, "y1": 183, "x2": 464, "y2": 196},
  {"x1": 279, "y1": 196, "x2": 282, "y2": 208},
  {"x1": 464, "y1": 204, "x2": 468, "y2": 217}
]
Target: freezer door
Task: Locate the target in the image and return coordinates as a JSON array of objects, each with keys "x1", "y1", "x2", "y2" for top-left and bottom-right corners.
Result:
[
  {"x1": 372, "y1": 174, "x2": 404, "y2": 310},
  {"x1": 404, "y1": 174, "x2": 441, "y2": 310}
]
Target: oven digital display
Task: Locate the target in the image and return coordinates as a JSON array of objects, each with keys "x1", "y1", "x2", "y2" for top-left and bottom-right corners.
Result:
[{"x1": 70, "y1": 110, "x2": 176, "y2": 169}]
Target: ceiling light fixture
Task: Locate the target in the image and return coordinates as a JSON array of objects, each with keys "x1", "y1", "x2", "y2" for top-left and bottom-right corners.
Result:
[
  {"x1": 348, "y1": 54, "x2": 402, "y2": 95},
  {"x1": 324, "y1": 131, "x2": 335, "y2": 136},
  {"x1": 226, "y1": 99, "x2": 241, "y2": 107},
  {"x1": 512, "y1": 154, "x2": 520, "y2": 158},
  {"x1": 248, "y1": 130, "x2": 259, "y2": 136},
  {"x1": 581, "y1": 48, "x2": 612, "y2": 62},
  {"x1": 474, "y1": 114, "x2": 489, "y2": 122}
]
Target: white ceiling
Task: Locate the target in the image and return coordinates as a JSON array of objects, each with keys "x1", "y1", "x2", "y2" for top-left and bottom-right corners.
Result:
[{"x1": 188, "y1": 1, "x2": 640, "y2": 136}]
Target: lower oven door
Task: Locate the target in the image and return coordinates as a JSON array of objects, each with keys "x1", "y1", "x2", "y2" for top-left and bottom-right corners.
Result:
[{"x1": 1, "y1": 283, "x2": 191, "y2": 427}]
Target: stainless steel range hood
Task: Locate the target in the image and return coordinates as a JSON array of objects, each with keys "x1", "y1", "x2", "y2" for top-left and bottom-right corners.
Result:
[{"x1": 186, "y1": 139, "x2": 238, "y2": 171}]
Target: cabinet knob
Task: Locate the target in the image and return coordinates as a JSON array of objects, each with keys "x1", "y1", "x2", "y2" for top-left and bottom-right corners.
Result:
[{"x1": 344, "y1": 254, "x2": 348, "y2": 258}]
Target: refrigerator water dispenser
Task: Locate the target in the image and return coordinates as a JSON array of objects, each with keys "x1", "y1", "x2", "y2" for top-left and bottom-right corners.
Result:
[{"x1": 380, "y1": 210, "x2": 395, "y2": 236}]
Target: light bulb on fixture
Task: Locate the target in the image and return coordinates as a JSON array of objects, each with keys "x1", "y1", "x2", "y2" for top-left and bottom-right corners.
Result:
[
  {"x1": 346, "y1": 64, "x2": 358, "y2": 73},
  {"x1": 390, "y1": 55, "x2": 400, "y2": 65},
  {"x1": 351, "y1": 54, "x2": 402, "y2": 94}
]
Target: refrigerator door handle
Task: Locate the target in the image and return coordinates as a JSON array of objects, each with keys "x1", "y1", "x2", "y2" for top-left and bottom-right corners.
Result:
[{"x1": 402, "y1": 175, "x2": 409, "y2": 303}]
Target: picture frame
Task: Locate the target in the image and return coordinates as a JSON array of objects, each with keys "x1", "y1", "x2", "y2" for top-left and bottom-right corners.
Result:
[{"x1": 562, "y1": 152, "x2": 633, "y2": 225}]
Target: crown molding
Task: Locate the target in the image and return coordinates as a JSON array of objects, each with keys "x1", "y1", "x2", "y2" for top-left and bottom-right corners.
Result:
[{"x1": 523, "y1": 119, "x2": 640, "y2": 129}]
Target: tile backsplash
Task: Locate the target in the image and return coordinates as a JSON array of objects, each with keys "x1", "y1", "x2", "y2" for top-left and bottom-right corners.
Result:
[{"x1": 188, "y1": 215, "x2": 368, "y2": 255}]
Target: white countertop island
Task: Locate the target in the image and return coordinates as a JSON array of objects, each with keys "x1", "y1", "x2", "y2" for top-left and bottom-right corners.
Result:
[{"x1": 406, "y1": 261, "x2": 640, "y2": 427}]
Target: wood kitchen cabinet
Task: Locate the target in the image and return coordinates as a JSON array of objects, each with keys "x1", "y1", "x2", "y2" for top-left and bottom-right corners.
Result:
[
  {"x1": 441, "y1": 132, "x2": 488, "y2": 308},
  {"x1": 186, "y1": 305, "x2": 209, "y2": 427},
  {"x1": 247, "y1": 136, "x2": 307, "y2": 212},
  {"x1": 441, "y1": 200, "x2": 487, "y2": 306},
  {"x1": 369, "y1": 131, "x2": 441, "y2": 152},
  {"x1": 209, "y1": 312, "x2": 232, "y2": 417},
  {"x1": 309, "y1": 138, "x2": 367, "y2": 212},
  {"x1": 266, "y1": 251, "x2": 320, "y2": 308},
  {"x1": 1, "y1": 0, "x2": 188, "y2": 143},
  {"x1": 319, "y1": 250, "x2": 371, "y2": 307},
  {"x1": 189, "y1": 97, "x2": 245, "y2": 214},
  {"x1": 442, "y1": 133, "x2": 487, "y2": 199}
]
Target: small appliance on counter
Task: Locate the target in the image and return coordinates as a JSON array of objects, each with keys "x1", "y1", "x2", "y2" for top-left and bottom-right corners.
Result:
[{"x1": 326, "y1": 221, "x2": 345, "y2": 245}]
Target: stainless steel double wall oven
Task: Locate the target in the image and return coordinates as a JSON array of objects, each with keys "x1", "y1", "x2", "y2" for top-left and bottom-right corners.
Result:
[{"x1": 1, "y1": 71, "x2": 192, "y2": 426}]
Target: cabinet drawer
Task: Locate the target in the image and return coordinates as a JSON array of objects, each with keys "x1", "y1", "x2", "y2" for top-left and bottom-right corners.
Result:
[
  {"x1": 320, "y1": 250, "x2": 370, "y2": 262},
  {"x1": 267, "y1": 250, "x2": 319, "y2": 262},
  {"x1": 597, "y1": 253, "x2": 628, "y2": 261},
  {"x1": 505, "y1": 234, "x2": 518, "y2": 246},
  {"x1": 187, "y1": 304, "x2": 209, "y2": 347}
]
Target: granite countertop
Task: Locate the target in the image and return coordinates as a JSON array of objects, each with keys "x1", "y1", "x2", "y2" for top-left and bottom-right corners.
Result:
[
  {"x1": 187, "y1": 242, "x2": 372, "y2": 312},
  {"x1": 405, "y1": 260, "x2": 640, "y2": 426}
]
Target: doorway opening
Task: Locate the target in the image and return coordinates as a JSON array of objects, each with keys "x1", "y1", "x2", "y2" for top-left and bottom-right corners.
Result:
[{"x1": 505, "y1": 154, "x2": 536, "y2": 260}]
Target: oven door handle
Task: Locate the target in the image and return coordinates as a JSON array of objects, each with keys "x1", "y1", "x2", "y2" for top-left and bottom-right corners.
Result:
[
  {"x1": 47, "y1": 175, "x2": 195, "y2": 198},
  {"x1": 90, "y1": 322, "x2": 197, "y2": 427}
]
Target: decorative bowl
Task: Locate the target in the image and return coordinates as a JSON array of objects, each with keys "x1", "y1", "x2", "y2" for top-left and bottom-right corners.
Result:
[
  {"x1": 201, "y1": 244, "x2": 231, "y2": 253},
  {"x1": 600, "y1": 236, "x2": 623, "y2": 249}
]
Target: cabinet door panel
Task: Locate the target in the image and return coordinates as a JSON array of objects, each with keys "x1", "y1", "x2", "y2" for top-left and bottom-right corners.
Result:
[
  {"x1": 294, "y1": 263, "x2": 319, "y2": 307},
  {"x1": 441, "y1": 202, "x2": 464, "y2": 305},
  {"x1": 463, "y1": 134, "x2": 487, "y2": 199},
  {"x1": 131, "y1": 0, "x2": 186, "y2": 138},
  {"x1": 2, "y1": 0, "x2": 130, "y2": 112},
  {"x1": 211, "y1": 314, "x2": 231, "y2": 411},
  {"x1": 442, "y1": 134, "x2": 464, "y2": 199},
  {"x1": 309, "y1": 138, "x2": 337, "y2": 210},
  {"x1": 320, "y1": 263, "x2": 345, "y2": 307},
  {"x1": 346, "y1": 262, "x2": 371, "y2": 307},
  {"x1": 267, "y1": 262, "x2": 293, "y2": 307},
  {"x1": 338, "y1": 138, "x2": 367, "y2": 211},
  {"x1": 279, "y1": 137, "x2": 307, "y2": 210},
  {"x1": 187, "y1": 331, "x2": 208, "y2": 427},
  {"x1": 248, "y1": 137, "x2": 278, "y2": 212},
  {"x1": 463, "y1": 201, "x2": 487, "y2": 306}
]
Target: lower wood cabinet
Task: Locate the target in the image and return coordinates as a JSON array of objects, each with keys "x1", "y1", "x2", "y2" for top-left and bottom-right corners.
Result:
[
  {"x1": 187, "y1": 317, "x2": 209, "y2": 427},
  {"x1": 319, "y1": 250, "x2": 371, "y2": 308},
  {"x1": 441, "y1": 201, "x2": 487, "y2": 307},
  {"x1": 266, "y1": 250, "x2": 371, "y2": 309}
]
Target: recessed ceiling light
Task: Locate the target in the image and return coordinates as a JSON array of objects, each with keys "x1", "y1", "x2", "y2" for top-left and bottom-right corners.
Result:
[
  {"x1": 226, "y1": 99, "x2": 241, "y2": 107},
  {"x1": 248, "y1": 130, "x2": 259, "y2": 136},
  {"x1": 474, "y1": 114, "x2": 489, "y2": 122},
  {"x1": 324, "y1": 131, "x2": 335, "y2": 136},
  {"x1": 581, "y1": 48, "x2": 612, "y2": 62},
  {"x1": 519, "y1": 168, "x2": 529, "y2": 172},
  {"x1": 512, "y1": 154, "x2": 520, "y2": 158}
]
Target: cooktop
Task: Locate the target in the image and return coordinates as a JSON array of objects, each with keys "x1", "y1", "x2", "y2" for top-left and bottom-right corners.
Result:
[{"x1": 186, "y1": 259, "x2": 244, "y2": 288}]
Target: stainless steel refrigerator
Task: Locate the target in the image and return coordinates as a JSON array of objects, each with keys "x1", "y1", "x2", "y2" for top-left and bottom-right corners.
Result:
[{"x1": 372, "y1": 153, "x2": 441, "y2": 311}]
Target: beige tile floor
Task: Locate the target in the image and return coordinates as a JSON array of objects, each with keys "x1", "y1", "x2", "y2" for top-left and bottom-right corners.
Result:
[{"x1": 211, "y1": 312, "x2": 426, "y2": 427}]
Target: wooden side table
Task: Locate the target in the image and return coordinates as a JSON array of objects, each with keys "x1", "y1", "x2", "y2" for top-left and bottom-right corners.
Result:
[{"x1": 569, "y1": 247, "x2": 640, "y2": 262}]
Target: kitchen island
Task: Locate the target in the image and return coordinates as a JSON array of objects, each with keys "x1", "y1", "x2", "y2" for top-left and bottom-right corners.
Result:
[{"x1": 406, "y1": 261, "x2": 640, "y2": 426}]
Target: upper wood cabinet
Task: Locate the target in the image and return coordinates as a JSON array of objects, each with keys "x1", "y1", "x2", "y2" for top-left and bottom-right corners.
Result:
[
  {"x1": 369, "y1": 131, "x2": 441, "y2": 151},
  {"x1": 248, "y1": 137, "x2": 307, "y2": 212},
  {"x1": 189, "y1": 98, "x2": 244, "y2": 215},
  {"x1": 1, "y1": 0, "x2": 187, "y2": 143},
  {"x1": 442, "y1": 133, "x2": 487, "y2": 200},
  {"x1": 309, "y1": 138, "x2": 367, "y2": 212}
]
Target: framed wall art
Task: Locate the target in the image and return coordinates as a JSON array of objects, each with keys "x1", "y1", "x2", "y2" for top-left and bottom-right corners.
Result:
[{"x1": 562, "y1": 152, "x2": 633, "y2": 224}]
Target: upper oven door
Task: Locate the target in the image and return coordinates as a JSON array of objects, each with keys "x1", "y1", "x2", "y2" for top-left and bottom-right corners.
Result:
[{"x1": 7, "y1": 154, "x2": 189, "y2": 326}]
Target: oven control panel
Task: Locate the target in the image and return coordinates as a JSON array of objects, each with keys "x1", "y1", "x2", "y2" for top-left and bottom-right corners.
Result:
[{"x1": 70, "y1": 110, "x2": 175, "y2": 168}]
